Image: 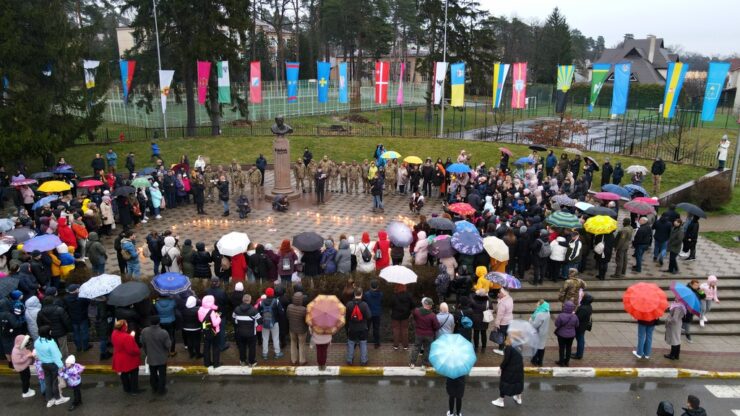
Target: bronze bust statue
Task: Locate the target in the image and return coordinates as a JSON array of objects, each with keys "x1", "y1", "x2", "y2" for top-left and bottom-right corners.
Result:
[{"x1": 271, "y1": 116, "x2": 293, "y2": 135}]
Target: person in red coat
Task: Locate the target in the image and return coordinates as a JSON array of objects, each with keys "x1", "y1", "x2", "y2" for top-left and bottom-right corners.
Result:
[
  {"x1": 111, "y1": 320, "x2": 142, "y2": 394},
  {"x1": 374, "y1": 230, "x2": 391, "y2": 271},
  {"x1": 56, "y1": 217, "x2": 77, "y2": 251},
  {"x1": 230, "y1": 253, "x2": 247, "y2": 282}
]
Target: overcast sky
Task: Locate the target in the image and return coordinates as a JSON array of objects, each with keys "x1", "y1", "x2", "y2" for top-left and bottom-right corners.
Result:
[{"x1": 479, "y1": 0, "x2": 739, "y2": 56}]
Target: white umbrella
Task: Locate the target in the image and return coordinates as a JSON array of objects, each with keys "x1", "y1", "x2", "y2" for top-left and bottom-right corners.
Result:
[
  {"x1": 216, "y1": 232, "x2": 251, "y2": 256},
  {"x1": 626, "y1": 165, "x2": 648, "y2": 175},
  {"x1": 482, "y1": 236, "x2": 509, "y2": 261},
  {"x1": 386, "y1": 221, "x2": 413, "y2": 247},
  {"x1": 79, "y1": 274, "x2": 122, "y2": 299},
  {"x1": 575, "y1": 201, "x2": 594, "y2": 212},
  {"x1": 563, "y1": 148, "x2": 583, "y2": 156},
  {"x1": 379, "y1": 265, "x2": 418, "y2": 285},
  {"x1": 0, "y1": 242, "x2": 10, "y2": 256}
]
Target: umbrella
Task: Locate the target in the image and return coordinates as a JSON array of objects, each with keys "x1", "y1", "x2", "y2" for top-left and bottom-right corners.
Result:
[
  {"x1": 446, "y1": 163, "x2": 471, "y2": 174},
  {"x1": 575, "y1": 201, "x2": 594, "y2": 212},
  {"x1": 451, "y1": 231, "x2": 483, "y2": 255},
  {"x1": 430, "y1": 235, "x2": 456, "y2": 258},
  {"x1": 622, "y1": 282, "x2": 668, "y2": 321},
  {"x1": 107, "y1": 281, "x2": 151, "y2": 307},
  {"x1": 584, "y1": 156, "x2": 600, "y2": 171},
  {"x1": 633, "y1": 197, "x2": 659, "y2": 206},
  {"x1": 152, "y1": 272, "x2": 191, "y2": 295},
  {"x1": 403, "y1": 156, "x2": 423, "y2": 164},
  {"x1": 594, "y1": 192, "x2": 621, "y2": 201},
  {"x1": 626, "y1": 165, "x2": 648, "y2": 175},
  {"x1": 0, "y1": 277, "x2": 19, "y2": 298},
  {"x1": 139, "y1": 167, "x2": 157, "y2": 175},
  {"x1": 32, "y1": 195, "x2": 60, "y2": 210},
  {"x1": 0, "y1": 218, "x2": 14, "y2": 233},
  {"x1": 77, "y1": 179, "x2": 105, "y2": 188},
  {"x1": 546, "y1": 211, "x2": 581, "y2": 229},
  {"x1": 387, "y1": 221, "x2": 413, "y2": 247},
  {"x1": 551, "y1": 194, "x2": 576, "y2": 207},
  {"x1": 0, "y1": 242, "x2": 10, "y2": 256},
  {"x1": 37, "y1": 180, "x2": 71, "y2": 193},
  {"x1": 306, "y1": 295, "x2": 346, "y2": 335},
  {"x1": 584, "y1": 215, "x2": 618, "y2": 235},
  {"x1": 585, "y1": 206, "x2": 618, "y2": 218},
  {"x1": 5, "y1": 227, "x2": 36, "y2": 243},
  {"x1": 30, "y1": 172, "x2": 54, "y2": 180},
  {"x1": 670, "y1": 282, "x2": 702, "y2": 316},
  {"x1": 485, "y1": 272, "x2": 521, "y2": 289},
  {"x1": 529, "y1": 145, "x2": 547, "y2": 152},
  {"x1": 22, "y1": 234, "x2": 62, "y2": 252},
  {"x1": 514, "y1": 157, "x2": 535, "y2": 165},
  {"x1": 379, "y1": 265, "x2": 418, "y2": 285},
  {"x1": 429, "y1": 334, "x2": 477, "y2": 379},
  {"x1": 482, "y1": 236, "x2": 509, "y2": 261},
  {"x1": 217, "y1": 232, "x2": 251, "y2": 256},
  {"x1": 601, "y1": 184, "x2": 631, "y2": 198},
  {"x1": 624, "y1": 201, "x2": 656, "y2": 216},
  {"x1": 454, "y1": 220, "x2": 477, "y2": 233},
  {"x1": 625, "y1": 184, "x2": 649, "y2": 197},
  {"x1": 448, "y1": 202, "x2": 476, "y2": 216},
  {"x1": 507, "y1": 320, "x2": 539, "y2": 357},
  {"x1": 79, "y1": 274, "x2": 122, "y2": 299},
  {"x1": 428, "y1": 217, "x2": 455, "y2": 231},
  {"x1": 498, "y1": 147, "x2": 513, "y2": 157},
  {"x1": 676, "y1": 202, "x2": 707, "y2": 219},
  {"x1": 380, "y1": 151, "x2": 401, "y2": 160},
  {"x1": 54, "y1": 164, "x2": 73, "y2": 172},
  {"x1": 292, "y1": 232, "x2": 324, "y2": 252},
  {"x1": 563, "y1": 148, "x2": 583, "y2": 155},
  {"x1": 11, "y1": 178, "x2": 37, "y2": 187},
  {"x1": 112, "y1": 186, "x2": 136, "y2": 197}
]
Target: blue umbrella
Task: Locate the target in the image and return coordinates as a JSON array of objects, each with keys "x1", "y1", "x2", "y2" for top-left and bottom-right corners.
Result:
[
  {"x1": 30, "y1": 172, "x2": 54, "y2": 180},
  {"x1": 53, "y1": 164, "x2": 73, "y2": 173},
  {"x1": 22, "y1": 234, "x2": 62, "y2": 252},
  {"x1": 54, "y1": 168, "x2": 75, "y2": 175},
  {"x1": 451, "y1": 230, "x2": 484, "y2": 255},
  {"x1": 0, "y1": 218, "x2": 14, "y2": 233},
  {"x1": 446, "y1": 163, "x2": 471, "y2": 174},
  {"x1": 32, "y1": 195, "x2": 60, "y2": 210},
  {"x1": 152, "y1": 272, "x2": 191, "y2": 295},
  {"x1": 625, "y1": 184, "x2": 649, "y2": 197},
  {"x1": 454, "y1": 220, "x2": 477, "y2": 233},
  {"x1": 139, "y1": 167, "x2": 158, "y2": 175},
  {"x1": 601, "y1": 184, "x2": 631, "y2": 198},
  {"x1": 429, "y1": 334, "x2": 477, "y2": 379},
  {"x1": 514, "y1": 157, "x2": 535, "y2": 165},
  {"x1": 670, "y1": 282, "x2": 701, "y2": 316}
]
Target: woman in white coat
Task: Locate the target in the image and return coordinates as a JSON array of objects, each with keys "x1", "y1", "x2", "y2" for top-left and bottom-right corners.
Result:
[
  {"x1": 413, "y1": 231, "x2": 429, "y2": 266},
  {"x1": 355, "y1": 232, "x2": 376, "y2": 273},
  {"x1": 161, "y1": 235, "x2": 181, "y2": 273},
  {"x1": 100, "y1": 196, "x2": 115, "y2": 235}
]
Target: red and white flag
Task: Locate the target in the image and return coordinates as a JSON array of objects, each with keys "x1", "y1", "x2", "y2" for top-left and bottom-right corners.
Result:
[
  {"x1": 375, "y1": 61, "x2": 389, "y2": 104},
  {"x1": 511, "y1": 62, "x2": 528, "y2": 109},
  {"x1": 249, "y1": 61, "x2": 262, "y2": 104},
  {"x1": 396, "y1": 62, "x2": 405, "y2": 105}
]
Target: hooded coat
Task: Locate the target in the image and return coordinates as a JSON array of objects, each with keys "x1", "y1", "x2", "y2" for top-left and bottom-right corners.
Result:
[
  {"x1": 11, "y1": 335, "x2": 34, "y2": 371},
  {"x1": 334, "y1": 240, "x2": 352, "y2": 274},
  {"x1": 37, "y1": 296, "x2": 71, "y2": 338},
  {"x1": 286, "y1": 292, "x2": 308, "y2": 335},
  {"x1": 499, "y1": 345, "x2": 524, "y2": 397},
  {"x1": 56, "y1": 217, "x2": 77, "y2": 250},
  {"x1": 24, "y1": 296, "x2": 41, "y2": 340},
  {"x1": 320, "y1": 241, "x2": 337, "y2": 274},
  {"x1": 554, "y1": 301, "x2": 579, "y2": 338},
  {"x1": 375, "y1": 231, "x2": 391, "y2": 270},
  {"x1": 87, "y1": 232, "x2": 107, "y2": 267},
  {"x1": 180, "y1": 242, "x2": 195, "y2": 277},
  {"x1": 198, "y1": 295, "x2": 222, "y2": 334},
  {"x1": 355, "y1": 234, "x2": 376, "y2": 273},
  {"x1": 413, "y1": 231, "x2": 429, "y2": 265},
  {"x1": 575, "y1": 294, "x2": 593, "y2": 334},
  {"x1": 111, "y1": 321, "x2": 141, "y2": 372},
  {"x1": 192, "y1": 243, "x2": 213, "y2": 279},
  {"x1": 162, "y1": 236, "x2": 181, "y2": 273}
]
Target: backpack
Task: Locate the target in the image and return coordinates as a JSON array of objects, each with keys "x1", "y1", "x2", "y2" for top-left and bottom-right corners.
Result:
[
  {"x1": 162, "y1": 248, "x2": 175, "y2": 267},
  {"x1": 538, "y1": 239, "x2": 552, "y2": 258},
  {"x1": 349, "y1": 302, "x2": 364, "y2": 322},
  {"x1": 260, "y1": 298, "x2": 281, "y2": 329},
  {"x1": 459, "y1": 310, "x2": 473, "y2": 329},
  {"x1": 361, "y1": 244, "x2": 372, "y2": 263}
]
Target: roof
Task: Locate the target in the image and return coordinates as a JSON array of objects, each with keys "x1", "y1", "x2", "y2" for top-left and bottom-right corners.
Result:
[
  {"x1": 593, "y1": 37, "x2": 679, "y2": 85},
  {"x1": 730, "y1": 58, "x2": 740, "y2": 72}
]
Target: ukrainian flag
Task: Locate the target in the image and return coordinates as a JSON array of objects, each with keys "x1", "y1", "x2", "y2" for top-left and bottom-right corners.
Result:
[
  {"x1": 662, "y1": 62, "x2": 689, "y2": 119},
  {"x1": 450, "y1": 62, "x2": 465, "y2": 107},
  {"x1": 492, "y1": 63, "x2": 510, "y2": 109}
]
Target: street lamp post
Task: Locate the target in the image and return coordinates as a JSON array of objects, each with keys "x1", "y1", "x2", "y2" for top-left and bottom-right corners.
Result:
[
  {"x1": 152, "y1": 0, "x2": 168, "y2": 138},
  {"x1": 439, "y1": 0, "x2": 448, "y2": 137}
]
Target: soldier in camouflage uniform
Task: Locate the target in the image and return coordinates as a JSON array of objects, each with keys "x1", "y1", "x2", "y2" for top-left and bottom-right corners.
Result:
[
  {"x1": 338, "y1": 161, "x2": 349, "y2": 194},
  {"x1": 232, "y1": 164, "x2": 246, "y2": 195},
  {"x1": 348, "y1": 160, "x2": 362, "y2": 195},
  {"x1": 306, "y1": 159, "x2": 317, "y2": 193},
  {"x1": 293, "y1": 158, "x2": 306, "y2": 193},
  {"x1": 248, "y1": 166, "x2": 263, "y2": 199},
  {"x1": 385, "y1": 159, "x2": 398, "y2": 195},
  {"x1": 204, "y1": 165, "x2": 217, "y2": 201},
  {"x1": 361, "y1": 159, "x2": 371, "y2": 194}
]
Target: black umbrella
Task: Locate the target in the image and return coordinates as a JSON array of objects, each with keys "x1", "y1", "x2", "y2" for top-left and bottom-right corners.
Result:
[
  {"x1": 584, "y1": 156, "x2": 600, "y2": 171},
  {"x1": 528, "y1": 145, "x2": 547, "y2": 152},
  {"x1": 112, "y1": 186, "x2": 136, "y2": 197},
  {"x1": 0, "y1": 277, "x2": 19, "y2": 298},
  {"x1": 5, "y1": 227, "x2": 37, "y2": 243},
  {"x1": 292, "y1": 232, "x2": 324, "y2": 252},
  {"x1": 30, "y1": 172, "x2": 54, "y2": 180},
  {"x1": 585, "y1": 206, "x2": 618, "y2": 218},
  {"x1": 107, "y1": 281, "x2": 151, "y2": 307},
  {"x1": 428, "y1": 217, "x2": 455, "y2": 231},
  {"x1": 676, "y1": 202, "x2": 707, "y2": 219}
]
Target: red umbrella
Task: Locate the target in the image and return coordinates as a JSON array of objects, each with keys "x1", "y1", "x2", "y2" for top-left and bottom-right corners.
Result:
[
  {"x1": 498, "y1": 147, "x2": 513, "y2": 157},
  {"x1": 633, "y1": 197, "x2": 659, "y2": 206},
  {"x1": 624, "y1": 200, "x2": 656, "y2": 216},
  {"x1": 78, "y1": 179, "x2": 105, "y2": 188},
  {"x1": 11, "y1": 178, "x2": 37, "y2": 187},
  {"x1": 594, "y1": 192, "x2": 621, "y2": 201},
  {"x1": 448, "y1": 202, "x2": 477, "y2": 216},
  {"x1": 623, "y1": 282, "x2": 668, "y2": 321},
  {"x1": 306, "y1": 295, "x2": 346, "y2": 335}
]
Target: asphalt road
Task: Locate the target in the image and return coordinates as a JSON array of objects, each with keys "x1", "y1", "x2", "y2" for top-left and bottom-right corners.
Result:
[{"x1": 0, "y1": 375, "x2": 737, "y2": 415}]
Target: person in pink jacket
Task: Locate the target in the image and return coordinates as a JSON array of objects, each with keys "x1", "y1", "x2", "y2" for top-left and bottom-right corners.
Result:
[
  {"x1": 493, "y1": 288, "x2": 514, "y2": 355},
  {"x1": 699, "y1": 275, "x2": 719, "y2": 327},
  {"x1": 11, "y1": 335, "x2": 35, "y2": 398}
]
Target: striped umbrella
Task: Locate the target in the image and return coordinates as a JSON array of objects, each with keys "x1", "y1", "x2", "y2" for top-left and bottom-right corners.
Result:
[{"x1": 546, "y1": 211, "x2": 581, "y2": 229}]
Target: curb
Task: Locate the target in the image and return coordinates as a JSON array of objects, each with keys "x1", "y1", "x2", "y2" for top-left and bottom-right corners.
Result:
[{"x1": 2, "y1": 365, "x2": 739, "y2": 379}]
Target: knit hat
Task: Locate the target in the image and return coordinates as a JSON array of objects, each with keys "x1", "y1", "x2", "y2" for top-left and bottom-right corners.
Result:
[
  {"x1": 44, "y1": 287, "x2": 58, "y2": 297},
  {"x1": 184, "y1": 239, "x2": 192, "y2": 246},
  {"x1": 31, "y1": 250, "x2": 41, "y2": 257},
  {"x1": 152, "y1": 182, "x2": 159, "y2": 188},
  {"x1": 540, "y1": 229, "x2": 549, "y2": 237},
  {"x1": 235, "y1": 282, "x2": 244, "y2": 291},
  {"x1": 707, "y1": 275, "x2": 717, "y2": 283},
  {"x1": 519, "y1": 225, "x2": 527, "y2": 234},
  {"x1": 10, "y1": 290, "x2": 22, "y2": 300},
  {"x1": 185, "y1": 296, "x2": 197, "y2": 308},
  {"x1": 265, "y1": 287, "x2": 275, "y2": 297},
  {"x1": 65, "y1": 355, "x2": 76, "y2": 365},
  {"x1": 66, "y1": 284, "x2": 80, "y2": 293}
]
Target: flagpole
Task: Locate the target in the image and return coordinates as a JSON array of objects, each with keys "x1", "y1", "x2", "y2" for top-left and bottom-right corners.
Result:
[
  {"x1": 153, "y1": 0, "x2": 168, "y2": 138},
  {"x1": 439, "y1": 0, "x2": 448, "y2": 137}
]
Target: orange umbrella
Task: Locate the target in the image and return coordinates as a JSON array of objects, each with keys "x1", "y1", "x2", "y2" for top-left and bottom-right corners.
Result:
[
  {"x1": 306, "y1": 295, "x2": 346, "y2": 335},
  {"x1": 448, "y1": 202, "x2": 476, "y2": 216},
  {"x1": 622, "y1": 282, "x2": 668, "y2": 321}
]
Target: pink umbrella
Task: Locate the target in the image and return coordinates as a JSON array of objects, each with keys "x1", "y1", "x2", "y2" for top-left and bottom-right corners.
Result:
[
  {"x1": 306, "y1": 295, "x2": 346, "y2": 335},
  {"x1": 594, "y1": 192, "x2": 621, "y2": 201},
  {"x1": 11, "y1": 178, "x2": 37, "y2": 187},
  {"x1": 633, "y1": 197, "x2": 659, "y2": 206},
  {"x1": 624, "y1": 200, "x2": 656, "y2": 216},
  {"x1": 78, "y1": 179, "x2": 105, "y2": 188}
]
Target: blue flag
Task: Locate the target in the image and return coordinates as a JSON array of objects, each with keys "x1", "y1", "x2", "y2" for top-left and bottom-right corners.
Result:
[
  {"x1": 338, "y1": 62, "x2": 348, "y2": 104},
  {"x1": 317, "y1": 61, "x2": 330, "y2": 103},
  {"x1": 610, "y1": 62, "x2": 631, "y2": 116},
  {"x1": 286, "y1": 62, "x2": 299, "y2": 103},
  {"x1": 701, "y1": 62, "x2": 731, "y2": 122}
]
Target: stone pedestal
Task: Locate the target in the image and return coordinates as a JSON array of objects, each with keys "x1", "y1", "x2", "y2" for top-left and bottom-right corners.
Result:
[{"x1": 265, "y1": 135, "x2": 301, "y2": 200}]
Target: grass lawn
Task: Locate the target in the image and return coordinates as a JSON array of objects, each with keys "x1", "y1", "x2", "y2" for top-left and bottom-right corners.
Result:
[
  {"x1": 57, "y1": 135, "x2": 709, "y2": 192},
  {"x1": 700, "y1": 231, "x2": 740, "y2": 249}
]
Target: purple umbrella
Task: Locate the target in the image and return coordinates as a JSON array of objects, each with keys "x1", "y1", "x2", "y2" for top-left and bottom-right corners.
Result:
[
  {"x1": 451, "y1": 231, "x2": 484, "y2": 255},
  {"x1": 22, "y1": 234, "x2": 62, "y2": 252},
  {"x1": 430, "y1": 235, "x2": 456, "y2": 258}
]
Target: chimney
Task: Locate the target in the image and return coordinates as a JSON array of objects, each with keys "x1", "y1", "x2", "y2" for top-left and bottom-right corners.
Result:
[
  {"x1": 647, "y1": 34, "x2": 656, "y2": 64},
  {"x1": 624, "y1": 33, "x2": 634, "y2": 42}
]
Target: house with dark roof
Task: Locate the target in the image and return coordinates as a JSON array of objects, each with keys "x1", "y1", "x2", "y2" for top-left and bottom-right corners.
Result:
[
  {"x1": 727, "y1": 58, "x2": 740, "y2": 114},
  {"x1": 590, "y1": 34, "x2": 679, "y2": 85}
]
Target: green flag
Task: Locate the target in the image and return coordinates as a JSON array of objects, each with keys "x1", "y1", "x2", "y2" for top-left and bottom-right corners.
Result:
[
  {"x1": 589, "y1": 64, "x2": 610, "y2": 112},
  {"x1": 217, "y1": 61, "x2": 231, "y2": 104}
]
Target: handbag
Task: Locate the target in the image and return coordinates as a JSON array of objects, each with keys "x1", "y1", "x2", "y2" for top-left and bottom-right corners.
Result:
[
  {"x1": 489, "y1": 328, "x2": 505, "y2": 344},
  {"x1": 483, "y1": 309, "x2": 495, "y2": 323}
]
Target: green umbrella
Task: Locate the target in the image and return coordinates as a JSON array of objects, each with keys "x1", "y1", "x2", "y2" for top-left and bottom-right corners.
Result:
[
  {"x1": 546, "y1": 211, "x2": 582, "y2": 229},
  {"x1": 131, "y1": 177, "x2": 152, "y2": 188}
]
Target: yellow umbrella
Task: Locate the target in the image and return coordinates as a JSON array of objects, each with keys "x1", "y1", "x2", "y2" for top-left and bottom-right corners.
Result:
[
  {"x1": 404, "y1": 155, "x2": 423, "y2": 164},
  {"x1": 584, "y1": 215, "x2": 617, "y2": 235},
  {"x1": 37, "y1": 180, "x2": 71, "y2": 193}
]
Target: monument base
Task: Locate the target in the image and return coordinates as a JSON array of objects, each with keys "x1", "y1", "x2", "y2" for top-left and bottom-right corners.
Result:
[{"x1": 264, "y1": 188, "x2": 303, "y2": 201}]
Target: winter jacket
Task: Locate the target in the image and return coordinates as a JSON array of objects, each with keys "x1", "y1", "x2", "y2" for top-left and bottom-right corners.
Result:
[
  {"x1": 374, "y1": 231, "x2": 391, "y2": 270},
  {"x1": 549, "y1": 237, "x2": 568, "y2": 262},
  {"x1": 63, "y1": 293, "x2": 90, "y2": 324},
  {"x1": 633, "y1": 224, "x2": 653, "y2": 247},
  {"x1": 495, "y1": 294, "x2": 514, "y2": 327},
  {"x1": 301, "y1": 250, "x2": 322, "y2": 277},
  {"x1": 161, "y1": 236, "x2": 181, "y2": 273},
  {"x1": 652, "y1": 217, "x2": 672, "y2": 242},
  {"x1": 34, "y1": 337, "x2": 63, "y2": 368},
  {"x1": 56, "y1": 218, "x2": 77, "y2": 250},
  {"x1": 530, "y1": 310, "x2": 551, "y2": 350},
  {"x1": 112, "y1": 325, "x2": 141, "y2": 372},
  {"x1": 363, "y1": 289, "x2": 383, "y2": 318},
  {"x1": 140, "y1": 324, "x2": 172, "y2": 366},
  {"x1": 277, "y1": 251, "x2": 298, "y2": 276},
  {"x1": 390, "y1": 291, "x2": 414, "y2": 321},
  {"x1": 11, "y1": 335, "x2": 34, "y2": 372},
  {"x1": 320, "y1": 242, "x2": 338, "y2": 274},
  {"x1": 154, "y1": 298, "x2": 177, "y2": 324},
  {"x1": 192, "y1": 246, "x2": 213, "y2": 279},
  {"x1": 554, "y1": 301, "x2": 579, "y2": 338},
  {"x1": 355, "y1": 242, "x2": 376, "y2": 273},
  {"x1": 575, "y1": 294, "x2": 593, "y2": 334},
  {"x1": 411, "y1": 307, "x2": 441, "y2": 338},
  {"x1": 413, "y1": 231, "x2": 429, "y2": 265},
  {"x1": 87, "y1": 232, "x2": 107, "y2": 267},
  {"x1": 615, "y1": 225, "x2": 634, "y2": 251},
  {"x1": 180, "y1": 244, "x2": 195, "y2": 277},
  {"x1": 232, "y1": 302, "x2": 260, "y2": 337},
  {"x1": 470, "y1": 295, "x2": 490, "y2": 331},
  {"x1": 334, "y1": 240, "x2": 352, "y2": 274},
  {"x1": 559, "y1": 277, "x2": 586, "y2": 304},
  {"x1": 37, "y1": 297, "x2": 71, "y2": 338},
  {"x1": 345, "y1": 299, "x2": 371, "y2": 332},
  {"x1": 565, "y1": 238, "x2": 582, "y2": 263},
  {"x1": 24, "y1": 297, "x2": 41, "y2": 340},
  {"x1": 286, "y1": 292, "x2": 308, "y2": 335},
  {"x1": 436, "y1": 312, "x2": 455, "y2": 336},
  {"x1": 17, "y1": 264, "x2": 38, "y2": 299},
  {"x1": 668, "y1": 225, "x2": 684, "y2": 253}
]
